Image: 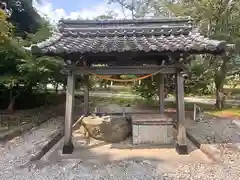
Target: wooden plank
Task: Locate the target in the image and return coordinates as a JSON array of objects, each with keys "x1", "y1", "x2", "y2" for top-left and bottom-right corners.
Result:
[
  {"x1": 85, "y1": 52, "x2": 175, "y2": 57},
  {"x1": 63, "y1": 65, "x2": 180, "y2": 75},
  {"x1": 63, "y1": 71, "x2": 75, "y2": 152},
  {"x1": 84, "y1": 75, "x2": 89, "y2": 115},
  {"x1": 175, "y1": 73, "x2": 187, "y2": 147},
  {"x1": 159, "y1": 74, "x2": 165, "y2": 114}
]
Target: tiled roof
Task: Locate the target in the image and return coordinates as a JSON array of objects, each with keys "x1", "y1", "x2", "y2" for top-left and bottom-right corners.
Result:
[{"x1": 29, "y1": 18, "x2": 227, "y2": 55}]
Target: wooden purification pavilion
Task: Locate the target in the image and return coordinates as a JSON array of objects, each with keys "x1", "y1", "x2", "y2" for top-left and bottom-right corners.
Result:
[{"x1": 28, "y1": 17, "x2": 228, "y2": 154}]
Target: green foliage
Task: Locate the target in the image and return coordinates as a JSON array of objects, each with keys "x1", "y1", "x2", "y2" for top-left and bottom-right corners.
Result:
[
  {"x1": 184, "y1": 58, "x2": 215, "y2": 95},
  {"x1": 5, "y1": 0, "x2": 43, "y2": 37},
  {"x1": 0, "y1": 9, "x2": 12, "y2": 42},
  {"x1": 24, "y1": 22, "x2": 52, "y2": 46},
  {"x1": 1, "y1": 0, "x2": 239, "y2": 111},
  {"x1": 0, "y1": 1, "x2": 65, "y2": 110},
  {"x1": 108, "y1": 0, "x2": 172, "y2": 18},
  {"x1": 133, "y1": 60, "x2": 216, "y2": 100},
  {"x1": 115, "y1": 0, "x2": 240, "y2": 107},
  {"x1": 96, "y1": 11, "x2": 117, "y2": 20},
  {"x1": 133, "y1": 77, "x2": 158, "y2": 100},
  {"x1": 18, "y1": 56, "x2": 65, "y2": 85},
  {"x1": 133, "y1": 74, "x2": 174, "y2": 100}
]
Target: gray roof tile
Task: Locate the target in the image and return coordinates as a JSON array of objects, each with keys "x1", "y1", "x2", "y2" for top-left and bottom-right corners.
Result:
[{"x1": 30, "y1": 18, "x2": 227, "y2": 55}]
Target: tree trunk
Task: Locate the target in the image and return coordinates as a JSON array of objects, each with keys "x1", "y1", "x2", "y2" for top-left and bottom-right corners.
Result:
[
  {"x1": 7, "y1": 94, "x2": 17, "y2": 112},
  {"x1": 214, "y1": 64, "x2": 227, "y2": 110},
  {"x1": 104, "y1": 82, "x2": 107, "y2": 89},
  {"x1": 7, "y1": 83, "x2": 32, "y2": 111},
  {"x1": 55, "y1": 83, "x2": 59, "y2": 93},
  {"x1": 215, "y1": 88, "x2": 224, "y2": 109},
  {"x1": 216, "y1": 89, "x2": 222, "y2": 109}
]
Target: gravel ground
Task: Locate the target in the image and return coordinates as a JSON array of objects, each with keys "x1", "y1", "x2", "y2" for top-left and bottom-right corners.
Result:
[
  {"x1": 0, "y1": 155, "x2": 239, "y2": 180},
  {"x1": 186, "y1": 114, "x2": 240, "y2": 176},
  {"x1": 0, "y1": 116, "x2": 239, "y2": 179},
  {"x1": 187, "y1": 115, "x2": 240, "y2": 151},
  {"x1": 0, "y1": 101, "x2": 240, "y2": 179},
  {"x1": 0, "y1": 117, "x2": 63, "y2": 171}
]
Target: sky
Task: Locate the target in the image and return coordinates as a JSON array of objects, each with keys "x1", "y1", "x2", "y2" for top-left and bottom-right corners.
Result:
[{"x1": 33, "y1": 0, "x2": 132, "y2": 23}]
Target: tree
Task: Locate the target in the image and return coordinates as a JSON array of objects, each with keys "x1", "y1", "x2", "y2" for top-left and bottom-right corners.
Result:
[
  {"x1": 0, "y1": 6, "x2": 30, "y2": 110},
  {"x1": 0, "y1": 39, "x2": 30, "y2": 110},
  {"x1": 108, "y1": 0, "x2": 175, "y2": 18},
  {"x1": 96, "y1": 11, "x2": 117, "y2": 20},
  {"x1": 0, "y1": 2, "x2": 63, "y2": 110},
  {"x1": 0, "y1": 7, "x2": 12, "y2": 43},
  {"x1": 4, "y1": 0, "x2": 43, "y2": 37},
  {"x1": 110, "y1": 0, "x2": 240, "y2": 109},
  {"x1": 108, "y1": 0, "x2": 150, "y2": 18},
  {"x1": 166, "y1": 0, "x2": 240, "y2": 109}
]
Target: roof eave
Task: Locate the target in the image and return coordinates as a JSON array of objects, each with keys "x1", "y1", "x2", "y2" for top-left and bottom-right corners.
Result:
[{"x1": 29, "y1": 48, "x2": 227, "y2": 57}]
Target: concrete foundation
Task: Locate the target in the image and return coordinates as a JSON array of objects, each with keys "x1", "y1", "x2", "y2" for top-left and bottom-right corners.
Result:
[{"x1": 132, "y1": 114, "x2": 174, "y2": 145}]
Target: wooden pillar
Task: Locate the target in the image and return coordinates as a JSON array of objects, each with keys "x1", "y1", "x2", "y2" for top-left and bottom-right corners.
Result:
[
  {"x1": 84, "y1": 75, "x2": 89, "y2": 115},
  {"x1": 159, "y1": 74, "x2": 165, "y2": 114},
  {"x1": 175, "y1": 72, "x2": 188, "y2": 154},
  {"x1": 62, "y1": 71, "x2": 75, "y2": 154}
]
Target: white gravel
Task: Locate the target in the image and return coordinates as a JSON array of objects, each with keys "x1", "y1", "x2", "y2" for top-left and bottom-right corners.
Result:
[
  {"x1": 0, "y1": 109, "x2": 240, "y2": 179},
  {"x1": 188, "y1": 116, "x2": 240, "y2": 144},
  {"x1": 0, "y1": 156, "x2": 239, "y2": 180},
  {"x1": 0, "y1": 117, "x2": 63, "y2": 171},
  {"x1": 187, "y1": 115, "x2": 240, "y2": 155}
]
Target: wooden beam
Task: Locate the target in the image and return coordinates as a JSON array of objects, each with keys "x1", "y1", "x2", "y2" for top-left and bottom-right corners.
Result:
[
  {"x1": 84, "y1": 51, "x2": 175, "y2": 57},
  {"x1": 62, "y1": 65, "x2": 184, "y2": 75},
  {"x1": 175, "y1": 72, "x2": 188, "y2": 154},
  {"x1": 62, "y1": 71, "x2": 75, "y2": 154},
  {"x1": 35, "y1": 49, "x2": 226, "y2": 58},
  {"x1": 159, "y1": 74, "x2": 165, "y2": 114},
  {"x1": 87, "y1": 111, "x2": 169, "y2": 116},
  {"x1": 84, "y1": 75, "x2": 89, "y2": 115}
]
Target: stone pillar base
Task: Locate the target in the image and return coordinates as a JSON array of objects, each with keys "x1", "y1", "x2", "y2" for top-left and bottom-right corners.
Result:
[
  {"x1": 62, "y1": 141, "x2": 74, "y2": 154},
  {"x1": 176, "y1": 143, "x2": 188, "y2": 155}
]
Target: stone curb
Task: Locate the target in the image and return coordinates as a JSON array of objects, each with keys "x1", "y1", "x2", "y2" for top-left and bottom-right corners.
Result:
[
  {"x1": 186, "y1": 131, "x2": 222, "y2": 162},
  {"x1": 29, "y1": 115, "x2": 85, "y2": 162},
  {"x1": 0, "y1": 116, "x2": 56, "y2": 142},
  {"x1": 0, "y1": 123, "x2": 34, "y2": 141},
  {"x1": 30, "y1": 129, "x2": 64, "y2": 161}
]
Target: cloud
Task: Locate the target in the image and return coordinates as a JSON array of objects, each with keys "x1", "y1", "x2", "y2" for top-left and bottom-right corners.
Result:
[{"x1": 33, "y1": 0, "x2": 132, "y2": 24}]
